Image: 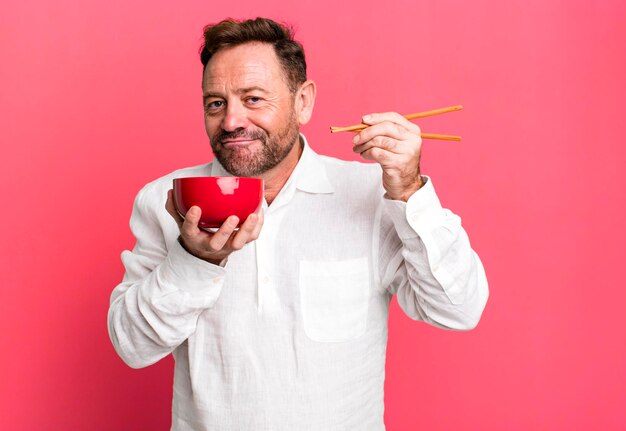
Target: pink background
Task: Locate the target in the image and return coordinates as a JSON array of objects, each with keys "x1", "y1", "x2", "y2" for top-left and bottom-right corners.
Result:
[{"x1": 2, "y1": 0, "x2": 625, "y2": 429}]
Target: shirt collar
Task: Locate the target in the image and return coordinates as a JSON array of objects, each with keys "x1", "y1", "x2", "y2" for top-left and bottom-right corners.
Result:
[{"x1": 209, "y1": 134, "x2": 334, "y2": 195}]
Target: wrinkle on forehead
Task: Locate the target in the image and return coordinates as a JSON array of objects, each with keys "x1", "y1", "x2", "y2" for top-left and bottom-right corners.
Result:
[
  {"x1": 202, "y1": 43, "x2": 288, "y2": 94},
  {"x1": 204, "y1": 64, "x2": 275, "y2": 92}
]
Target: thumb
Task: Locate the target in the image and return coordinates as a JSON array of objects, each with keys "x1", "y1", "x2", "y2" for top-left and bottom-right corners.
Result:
[{"x1": 186, "y1": 206, "x2": 202, "y2": 223}]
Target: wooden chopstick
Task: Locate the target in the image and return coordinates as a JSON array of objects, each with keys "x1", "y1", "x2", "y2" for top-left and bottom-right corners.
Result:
[
  {"x1": 330, "y1": 105, "x2": 463, "y2": 141},
  {"x1": 419, "y1": 133, "x2": 462, "y2": 142}
]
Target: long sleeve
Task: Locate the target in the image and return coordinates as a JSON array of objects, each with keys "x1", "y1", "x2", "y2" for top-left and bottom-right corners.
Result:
[
  {"x1": 378, "y1": 177, "x2": 489, "y2": 330},
  {"x1": 107, "y1": 184, "x2": 227, "y2": 369}
]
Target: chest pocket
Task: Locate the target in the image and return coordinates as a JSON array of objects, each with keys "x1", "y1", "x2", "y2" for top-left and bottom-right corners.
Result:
[{"x1": 299, "y1": 257, "x2": 371, "y2": 342}]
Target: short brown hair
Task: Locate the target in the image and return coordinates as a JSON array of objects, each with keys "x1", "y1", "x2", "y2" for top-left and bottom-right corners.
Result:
[{"x1": 199, "y1": 17, "x2": 307, "y2": 92}]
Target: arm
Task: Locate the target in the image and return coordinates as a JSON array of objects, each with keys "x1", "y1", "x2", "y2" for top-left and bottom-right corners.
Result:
[
  {"x1": 379, "y1": 177, "x2": 488, "y2": 329},
  {"x1": 353, "y1": 112, "x2": 488, "y2": 329},
  {"x1": 107, "y1": 186, "x2": 227, "y2": 368},
  {"x1": 107, "y1": 185, "x2": 263, "y2": 368}
]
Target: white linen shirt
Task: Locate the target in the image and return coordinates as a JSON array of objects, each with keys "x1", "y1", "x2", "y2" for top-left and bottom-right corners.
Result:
[{"x1": 108, "y1": 135, "x2": 488, "y2": 431}]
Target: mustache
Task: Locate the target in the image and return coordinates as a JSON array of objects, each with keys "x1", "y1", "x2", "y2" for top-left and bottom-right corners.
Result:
[{"x1": 214, "y1": 128, "x2": 267, "y2": 144}]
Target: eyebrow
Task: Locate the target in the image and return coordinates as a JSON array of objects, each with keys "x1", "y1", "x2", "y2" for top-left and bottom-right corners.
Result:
[{"x1": 203, "y1": 86, "x2": 270, "y2": 100}]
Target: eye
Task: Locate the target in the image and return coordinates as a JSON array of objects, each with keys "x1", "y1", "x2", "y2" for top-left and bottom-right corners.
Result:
[
  {"x1": 246, "y1": 96, "x2": 262, "y2": 104},
  {"x1": 204, "y1": 100, "x2": 225, "y2": 112}
]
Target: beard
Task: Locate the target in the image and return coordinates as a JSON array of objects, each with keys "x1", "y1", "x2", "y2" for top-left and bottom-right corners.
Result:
[{"x1": 210, "y1": 110, "x2": 300, "y2": 177}]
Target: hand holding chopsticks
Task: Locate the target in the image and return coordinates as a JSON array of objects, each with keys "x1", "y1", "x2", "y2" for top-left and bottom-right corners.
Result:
[
  {"x1": 330, "y1": 105, "x2": 463, "y2": 141},
  {"x1": 347, "y1": 107, "x2": 463, "y2": 200}
]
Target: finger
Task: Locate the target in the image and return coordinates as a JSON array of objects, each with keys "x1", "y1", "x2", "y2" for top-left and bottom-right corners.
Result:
[
  {"x1": 353, "y1": 121, "x2": 417, "y2": 147},
  {"x1": 356, "y1": 140, "x2": 420, "y2": 168},
  {"x1": 230, "y1": 213, "x2": 259, "y2": 250},
  {"x1": 362, "y1": 112, "x2": 420, "y2": 132},
  {"x1": 230, "y1": 209, "x2": 265, "y2": 249},
  {"x1": 208, "y1": 215, "x2": 240, "y2": 251},
  {"x1": 353, "y1": 135, "x2": 399, "y2": 156},
  {"x1": 180, "y1": 206, "x2": 202, "y2": 239},
  {"x1": 354, "y1": 134, "x2": 422, "y2": 161},
  {"x1": 165, "y1": 190, "x2": 184, "y2": 228},
  {"x1": 359, "y1": 146, "x2": 393, "y2": 164}
]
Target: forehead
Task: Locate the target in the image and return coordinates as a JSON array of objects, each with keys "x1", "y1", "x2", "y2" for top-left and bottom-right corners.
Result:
[{"x1": 202, "y1": 42, "x2": 286, "y2": 92}]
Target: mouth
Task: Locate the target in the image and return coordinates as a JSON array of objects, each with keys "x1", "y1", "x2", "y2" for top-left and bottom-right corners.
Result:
[{"x1": 221, "y1": 139, "x2": 259, "y2": 149}]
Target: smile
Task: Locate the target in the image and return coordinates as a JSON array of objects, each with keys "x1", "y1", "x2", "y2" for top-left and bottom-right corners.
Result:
[{"x1": 221, "y1": 139, "x2": 259, "y2": 148}]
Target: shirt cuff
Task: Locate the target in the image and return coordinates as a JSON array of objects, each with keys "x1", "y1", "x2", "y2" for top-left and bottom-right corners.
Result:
[
  {"x1": 383, "y1": 176, "x2": 444, "y2": 240},
  {"x1": 157, "y1": 238, "x2": 227, "y2": 296}
]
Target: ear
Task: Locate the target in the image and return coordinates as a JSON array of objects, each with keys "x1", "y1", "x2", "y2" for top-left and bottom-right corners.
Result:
[{"x1": 294, "y1": 80, "x2": 316, "y2": 125}]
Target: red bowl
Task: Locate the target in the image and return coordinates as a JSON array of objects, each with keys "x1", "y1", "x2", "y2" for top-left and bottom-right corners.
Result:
[{"x1": 173, "y1": 176, "x2": 264, "y2": 229}]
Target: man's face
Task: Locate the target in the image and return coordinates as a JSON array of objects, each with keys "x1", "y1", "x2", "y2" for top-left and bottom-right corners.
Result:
[{"x1": 202, "y1": 42, "x2": 300, "y2": 177}]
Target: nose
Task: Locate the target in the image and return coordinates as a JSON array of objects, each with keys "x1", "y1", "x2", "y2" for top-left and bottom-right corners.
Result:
[{"x1": 222, "y1": 100, "x2": 249, "y2": 132}]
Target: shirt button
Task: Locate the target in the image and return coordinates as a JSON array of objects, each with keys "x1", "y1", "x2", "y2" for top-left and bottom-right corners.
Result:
[
  {"x1": 212, "y1": 277, "x2": 223, "y2": 285},
  {"x1": 261, "y1": 275, "x2": 270, "y2": 284}
]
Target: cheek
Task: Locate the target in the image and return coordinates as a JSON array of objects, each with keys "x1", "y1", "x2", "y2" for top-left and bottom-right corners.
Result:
[
  {"x1": 250, "y1": 108, "x2": 289, "y2": 131},
  {"x1": 248, "y1": 109, "x2": 272, "y2": 125},
  {"x1": 204, "y1": 116, "x2": 219, "y2": 136}
]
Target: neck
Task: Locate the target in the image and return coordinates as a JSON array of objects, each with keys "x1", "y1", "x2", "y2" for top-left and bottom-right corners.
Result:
[{"x1": 259, "y1": 138, "x2": 303, "y2": 205}]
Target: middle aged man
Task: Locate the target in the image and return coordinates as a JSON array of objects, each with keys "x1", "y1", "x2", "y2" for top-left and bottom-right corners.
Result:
[{"x1": 108, "y1": 17, "x2": 489, "y2": 431}]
